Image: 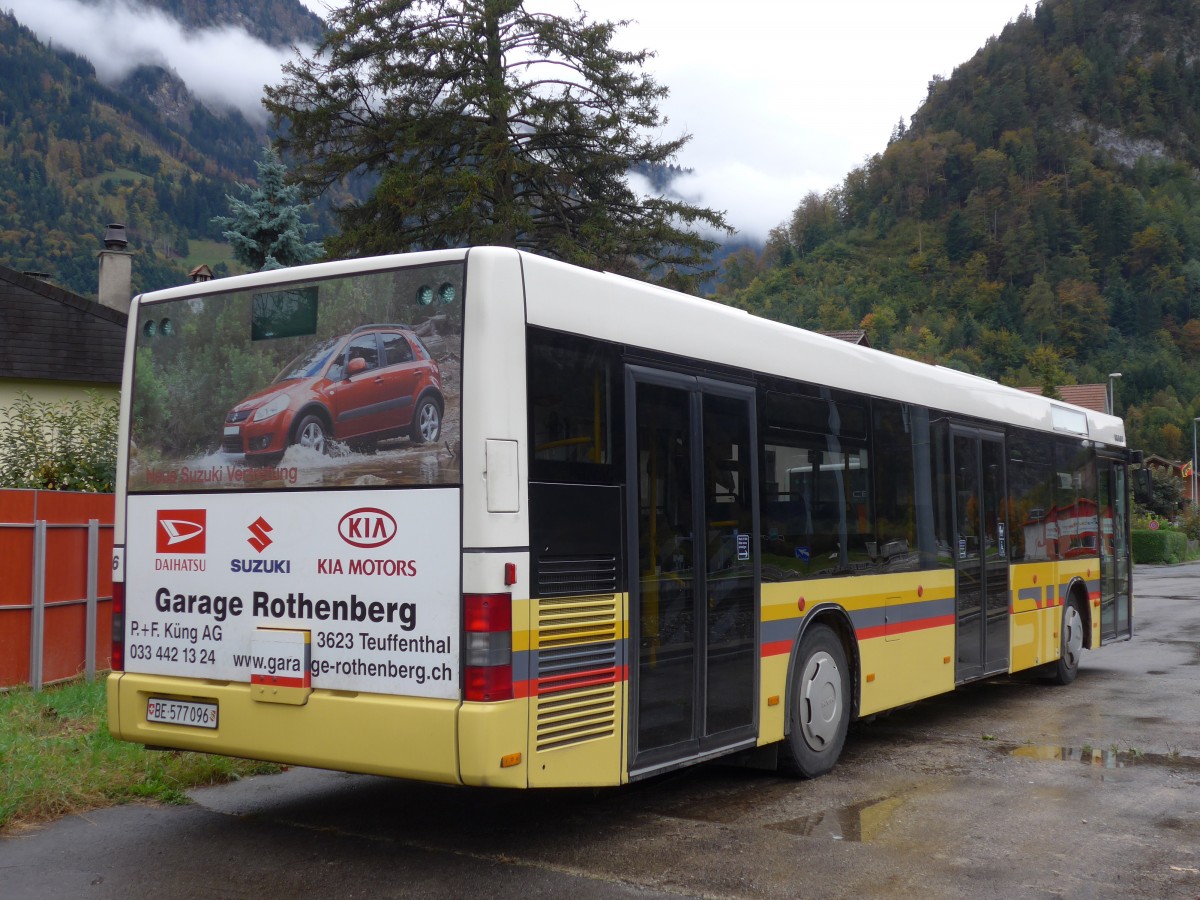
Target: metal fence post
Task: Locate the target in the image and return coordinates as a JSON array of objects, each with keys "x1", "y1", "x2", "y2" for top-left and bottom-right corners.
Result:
[
  {"x1": 86, "y1": 518, "x2": 99, "y2": 681},
  {"x1": 30, "y1": 519, "x2": 46, "y2": 692}
]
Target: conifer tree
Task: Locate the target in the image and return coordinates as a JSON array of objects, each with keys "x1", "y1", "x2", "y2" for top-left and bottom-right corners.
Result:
[
  {"x1": 213, "y1": 147, "x2": 323, "y2": 271},
  {"x1": 263, "y1": 0, "x2": 729, "y2": 282}
]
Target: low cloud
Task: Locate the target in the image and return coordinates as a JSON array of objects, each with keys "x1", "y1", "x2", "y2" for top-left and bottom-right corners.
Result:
[{"x1": 8, "y1": 0, "x2": 309, "y2": 122}]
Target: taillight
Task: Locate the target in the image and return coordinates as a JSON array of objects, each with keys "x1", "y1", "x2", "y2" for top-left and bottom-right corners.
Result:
[
  {"x1": 111, "y1": 580, "x2": 125, "y2": 672},
  {"x1": 463, "y1": 592, "x2": 512, "y2": 701}
]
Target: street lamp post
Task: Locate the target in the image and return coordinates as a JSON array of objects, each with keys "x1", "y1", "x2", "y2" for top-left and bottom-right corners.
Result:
[
  {"x1": 1108, "y1": 372, "x2": 1122, "y2": 415},
  {"x1": 1194, "y1": 418, "x2": 1199, "y2": 509}
]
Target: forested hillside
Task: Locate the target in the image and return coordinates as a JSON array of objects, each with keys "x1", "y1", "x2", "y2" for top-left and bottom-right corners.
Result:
[
  {"x1": 0, "y1": 1, "x2": 323, "y2": 297},
  {"x1": 721, "y1": 0, "x2": 1200, "y2": 460}
]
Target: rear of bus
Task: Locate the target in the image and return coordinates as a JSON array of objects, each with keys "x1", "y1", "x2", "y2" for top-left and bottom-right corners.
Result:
[{"x1": 107, "y1": 248, "x2": 539, "y2": 786}]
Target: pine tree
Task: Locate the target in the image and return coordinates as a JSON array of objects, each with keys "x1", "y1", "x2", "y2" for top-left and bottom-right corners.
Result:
[
  {"x1": 263, "y1": 0, "x2": 729, "y2": 282},
  {"x1": 212, "y1": 147, "x2": 323, "y2": 271}
]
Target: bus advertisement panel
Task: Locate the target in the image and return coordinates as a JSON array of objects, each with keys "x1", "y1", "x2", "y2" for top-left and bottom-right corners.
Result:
[
  {"x1": 125, "y1": 488, "x2": 460, "y2": 698},
  {"x1": 123, "y1": 259, "x2": 465, "y2": 699}
]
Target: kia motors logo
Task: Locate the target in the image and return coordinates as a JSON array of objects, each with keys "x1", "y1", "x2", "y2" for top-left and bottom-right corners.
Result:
[
  {"x1": 247, "y1": 516, "x2": 273, "y2": 553},
  {"x1": 338, "y1": 507, "x2": 396, "y2": 548},
  {"x1": 156, "y1": 510, "x2": 206, "y2": 554}
]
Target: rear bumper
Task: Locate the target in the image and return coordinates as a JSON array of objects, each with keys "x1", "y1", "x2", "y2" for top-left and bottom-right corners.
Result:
[{"x1": 108, "y1": 671, "x2": 463, "y2": 783}]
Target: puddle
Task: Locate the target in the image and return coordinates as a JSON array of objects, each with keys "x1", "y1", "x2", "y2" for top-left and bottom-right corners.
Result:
[
  {"x1": 1011, "y1": 745, "x2": 1126, "y2": 768},
  {"x1": 1006, "y1": 745, "x2": 1200, "y2": 771},
  {"x1": 768, "y1": 794, "x2": 907, "y2": 843}
]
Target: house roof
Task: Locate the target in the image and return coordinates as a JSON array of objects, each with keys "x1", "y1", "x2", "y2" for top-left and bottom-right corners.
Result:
[
  {"x1": 1143, "y1": 454, "x2": 1183, "y2": 472},
  {"x1": 1018, "y1": 383, "x2": 1109, "y2": 413},
  {"x1": 0, "y1": 266, "x2": 127, "y2": 384},
  {"x1": 821, "y1": 329, "x2": 871, "y2": 348}
]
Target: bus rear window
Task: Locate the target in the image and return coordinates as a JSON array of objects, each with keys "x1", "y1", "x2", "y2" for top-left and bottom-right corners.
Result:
[
  {"x1": 252, "y1": 287, "x2": 319, "y2": 340},
  {"x1": 128, "y1": 263, "x2": 464, "y2": 492}
]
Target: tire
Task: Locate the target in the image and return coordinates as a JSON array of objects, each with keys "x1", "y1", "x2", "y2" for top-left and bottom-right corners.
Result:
[
  {"x1": 1050, "y1": 597, "x2": 1085, "y2": 685},
  {"x1": 780, "y1": 624, "x2": 851, "y2": 778},
  {"x1": 293, "y1": 414, "x2": 329, "y2": 454},
  {"x1": 410, "y1": 397, "x2": 441, "y2": 444}
]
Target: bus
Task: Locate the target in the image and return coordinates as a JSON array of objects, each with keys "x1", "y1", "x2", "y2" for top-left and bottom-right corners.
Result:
[{"x1": 107, "y1": 247, "x2": 1133, "y2": 786}]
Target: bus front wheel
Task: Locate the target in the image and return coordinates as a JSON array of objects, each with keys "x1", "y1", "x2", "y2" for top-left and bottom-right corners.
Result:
[
  {"x1": 781, "y1": 624, "x2": 850, "y2": 779},
  {"x1": 1050, "y1": 598, "x2": 1085, "y2": 685}
]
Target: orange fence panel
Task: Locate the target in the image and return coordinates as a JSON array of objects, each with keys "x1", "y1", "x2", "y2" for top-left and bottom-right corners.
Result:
[{"x1": 0, "y1": 490, "x2": 115, "y2": 689}]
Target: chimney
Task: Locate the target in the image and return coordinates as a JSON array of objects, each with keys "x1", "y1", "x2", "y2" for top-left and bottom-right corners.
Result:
[{"x1": 98, "y1": 223, "x2": 132, "y2": 313}]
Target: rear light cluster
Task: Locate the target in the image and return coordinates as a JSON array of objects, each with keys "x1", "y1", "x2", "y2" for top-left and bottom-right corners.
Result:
[
  {"x1": 463, "y1": 593, "x2": 512, "y2": 701},
  {"x1": 111, "y1": 580, "x2": 125, "y2": 672}
]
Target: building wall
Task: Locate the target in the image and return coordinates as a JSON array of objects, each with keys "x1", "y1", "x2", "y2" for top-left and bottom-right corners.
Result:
[{"x1": 0, "y1": 379, "x2": 119, "y2": 411}]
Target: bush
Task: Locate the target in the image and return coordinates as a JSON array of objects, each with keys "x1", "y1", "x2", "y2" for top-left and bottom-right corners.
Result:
[
  {"x1": 0, "y1": 391, "x2": 119, "y2": 492},
  {"x1": 1131, "y1": 528, "x2": 1189, "y2": 564}
]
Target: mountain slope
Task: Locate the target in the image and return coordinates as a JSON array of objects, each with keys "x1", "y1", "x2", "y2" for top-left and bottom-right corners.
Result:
[
  {"x1": 0, "y1": 1, "x2": 324, "y2": 297},
  {"x1": 724, "y1": 0, "x2": 1200, "y2": 460}
]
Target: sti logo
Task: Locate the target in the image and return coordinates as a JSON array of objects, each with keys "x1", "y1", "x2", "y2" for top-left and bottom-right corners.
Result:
[
  {"x1": 247, "y1": 516, "x2": 273, "y2": 553},
  {"x1": 338, "y1": 507, "x2": 397, "y2": 548},
  {"x1": 156, "y1": 510, "x2": 206, "y2": 554}
]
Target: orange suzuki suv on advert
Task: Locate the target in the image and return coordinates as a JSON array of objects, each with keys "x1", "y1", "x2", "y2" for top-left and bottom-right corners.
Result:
[{"x1": 222, "y1": 324, "x2": 445, "y2": 458}]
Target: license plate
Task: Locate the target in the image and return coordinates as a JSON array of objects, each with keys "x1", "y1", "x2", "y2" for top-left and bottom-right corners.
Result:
[
  {"x1": 224, "y1": 426, "x2": 240, "y2": 436},
  {"x1": 146, "y1": 698, "x2": 218, "y2": 729}
]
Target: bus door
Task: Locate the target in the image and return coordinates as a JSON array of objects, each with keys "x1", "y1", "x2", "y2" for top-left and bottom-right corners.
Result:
[
  {"x1": 950, "y1": 427, "x2": 1010, "y2": 682},
  {"x1": 1097, "y1": 455, "x2": 1133, "y2": 642},
  {"x1": 626, "y1": 367, "x2": 759, "y2": 775}
]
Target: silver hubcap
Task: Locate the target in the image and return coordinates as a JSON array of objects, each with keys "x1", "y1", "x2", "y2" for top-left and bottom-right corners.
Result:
[
  {"x1": 800, "y1": 650, "x2": 842, "y2": 751},
  {"x1": 1063, "y1": 604, "x2": 1083, "y2": 669},
  {"x1": 418, "y1": 404, "x2": 440, "y2": 441},
  {"x1": 299, "y1": 421, "x2": 326, "y2": 453}
]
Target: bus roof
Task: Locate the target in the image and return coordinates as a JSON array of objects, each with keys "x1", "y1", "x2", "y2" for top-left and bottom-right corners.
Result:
[{"x1": 511, "y1": 249, "x2": 1126, "y2": 449}]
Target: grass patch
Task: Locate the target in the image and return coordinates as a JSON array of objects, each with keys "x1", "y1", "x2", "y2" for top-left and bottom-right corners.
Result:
[
  {"x1": 0, "y1": 678, "x2": 280, "y2": 832},
  {"x1": 77, "y1": 167, "x2": 152, "y2": 191},
  {"x1": 182, "y1": 238, "x2": 245, "y2": 274}
]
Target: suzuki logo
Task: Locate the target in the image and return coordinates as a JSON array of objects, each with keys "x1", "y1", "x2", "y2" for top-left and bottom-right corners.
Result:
[
  {"x1": 338, "y1": 507, "x2": 397, "y2": 548},
  {"x1": 156, "y1": 510, "x2": 206, "y2": 554},
  {"x1": 247, "y1": 516, "x2": 273, "y2": 553}
]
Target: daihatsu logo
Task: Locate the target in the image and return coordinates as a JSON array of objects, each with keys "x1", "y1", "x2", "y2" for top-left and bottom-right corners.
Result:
[
  {"x1": 156, "y1": 509, "x2": 206, "y2": 554},
  {"x1": 338, "y1": 507, "x2": 397, "y2": 548}
]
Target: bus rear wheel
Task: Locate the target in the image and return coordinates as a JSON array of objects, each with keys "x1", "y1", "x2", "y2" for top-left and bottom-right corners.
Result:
[
  {"x1": 1050, "y1": 597, "x2": 1085, "y2": 685},
  {"x1": 781, "y1": 624, "x2": 850, "y2": 779}
]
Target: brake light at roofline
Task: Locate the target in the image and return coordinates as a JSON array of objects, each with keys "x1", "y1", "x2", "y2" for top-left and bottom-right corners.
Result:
[
  {"x1": 463, "y1": 592, "x2": 512, "y2": 702},
  {"x1": 111, "y1": 580, "x2": 125, "y2": 672}
]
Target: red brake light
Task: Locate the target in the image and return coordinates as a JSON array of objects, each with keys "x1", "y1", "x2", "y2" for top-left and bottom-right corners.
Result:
[
  {"x1": 111, "y1": 580, "x2": 125, "y2": 672},
  {"x1": 464, "y1": 593, "x2": 511, "y2": 632},
  {"x1": 463, "y1": 593, "x2": 513, "y2": 702},
  {"x1": 465, "y1": 664, "x2": 513, "y2": 703}
]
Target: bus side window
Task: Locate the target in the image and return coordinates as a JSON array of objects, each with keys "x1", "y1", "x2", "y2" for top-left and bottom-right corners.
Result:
[
  {"x1": 527, "y1": 327, "x2": 620, "y2": 485},
  {"x1": 872, "y1": 400, "x2": 920, "y2": 573},
  {"x1": 1008, "y1": 429, "x2": 1055, "y2": 561}
]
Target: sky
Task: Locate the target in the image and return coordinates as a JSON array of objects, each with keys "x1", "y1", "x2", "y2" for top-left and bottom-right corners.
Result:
[{"x1": 11, "y1": 0, "x2": 1035, "y2": 241}]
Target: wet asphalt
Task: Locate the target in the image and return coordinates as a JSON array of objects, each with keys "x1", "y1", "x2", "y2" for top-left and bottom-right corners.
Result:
[{"x1": 2, "y1": 563, "x2": 1198, "y2": 899}]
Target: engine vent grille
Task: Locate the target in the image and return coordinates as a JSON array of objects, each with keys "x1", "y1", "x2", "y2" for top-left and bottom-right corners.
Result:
[
  {"x1": 536, "y1": 555, "x2": 617, "y2": 598},
  {"x1": 533, "y1": 592, "x2": 620, "y2": 752}
]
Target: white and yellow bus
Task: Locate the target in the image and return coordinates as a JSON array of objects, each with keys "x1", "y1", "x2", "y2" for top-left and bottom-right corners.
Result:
[{"x1": 107, "y1": 247, "x2": 1133, "y2": 786}]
